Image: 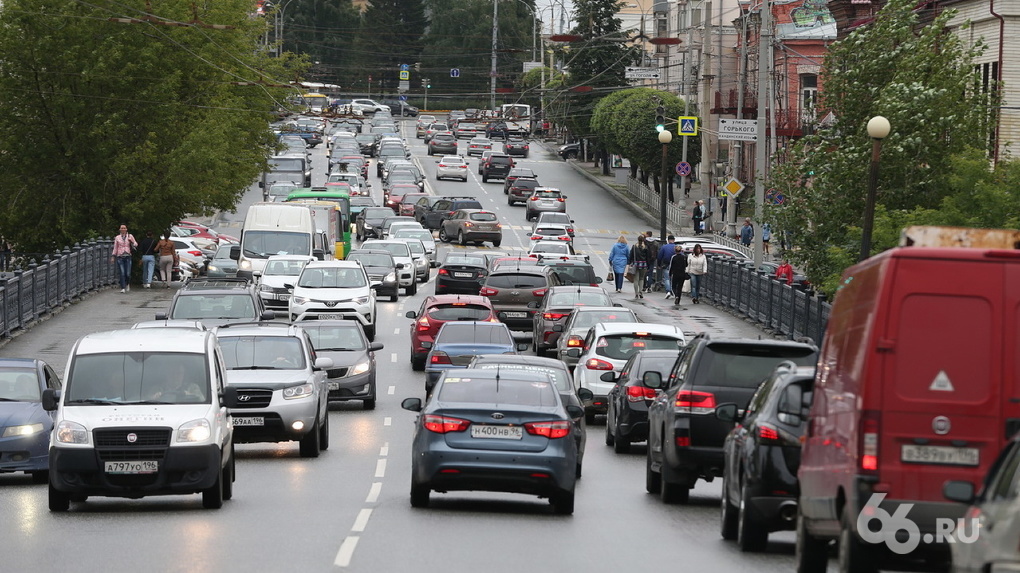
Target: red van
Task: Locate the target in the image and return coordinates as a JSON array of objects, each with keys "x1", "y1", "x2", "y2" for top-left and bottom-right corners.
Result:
[{"x1": 796, "y1": 228, "x2": 1020, "y2": 572}]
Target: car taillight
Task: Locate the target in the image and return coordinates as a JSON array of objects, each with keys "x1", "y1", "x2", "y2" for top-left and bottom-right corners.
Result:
[
  {"x1": 543, "y1": 312, "x2": 569, "y2": 321},
  {"x1": 459, "y1": 165, "x2": 467, "y2": 169},
  {"x1": 626, "y1": 386, "x2": 657, "y2": 403},
  {"x1": 531, "y1": 235, "x2": 541, "y2": 240},
  {"x1": 524, "y1": 420, "x2": 571, "y2": 439},
  {"x1": 530, "y1": 197, "x2": 539, "y2": 201},
  {"x1": 674, "y1": 390, "x2": 717, "y2": 415},
  {"x1": 585, "y1": 358, "x2": 614, "y2": 371},
  {"x1": 566, "y1": 335, "x2": 583, "y2": 347},
  {"x1": 463, "y1": 222, "x2": 474, "y2": 228},
  {"x1": 423, "y1": 414, "x2": 470, "y2": 434},
  {"x1": 532, "y1": 288, "x2": 547, "y2": 297},
  {"x1": 416, "y1": 316, "x2": 431, "y2": 332},
  {"x1": 479, "y1": 287, "x2": 498, "y2": 296},
  {"x1": 496, "y1": 223, "x2": 502, "y2": 229},
  {"x1": 557, "y1": 198, "x2": 565, "y2": 202},
  {"x1": 430, "y1": 351, "x2": 452, "y2": 365},
  {"x1": 187, "y1": 250, "x2": 202, "y2": 256},
  {"x1": 557, "y1": 236, "x2": 570, "y2": 241},
  {"x1": 437, "y1": 268, "x2": 449, "y2": 275},
  {"x1": 860, "y1": 410, "x2": 881, "y2": 474},
  {"x1": 439, "y1": 163, "x2": 447, "y2": 168},
  {"x1": 758, "y1": 424, "x2": 781, "y2": 443}
]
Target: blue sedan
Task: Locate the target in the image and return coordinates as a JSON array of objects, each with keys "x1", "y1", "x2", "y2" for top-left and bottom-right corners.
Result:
[
  {"x1": 0, "y1": 358, "x2": 60, "y2": 482},
  {"x1": 401, "y1": 368, "x2": 584, "y2": 513},
  {"x1": 423, "y1": 321, "x2": 528, "y2": 394}
]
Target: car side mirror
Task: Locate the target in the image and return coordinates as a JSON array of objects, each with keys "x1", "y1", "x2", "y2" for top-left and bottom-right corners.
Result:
[
  {"x1": 576, "y1": 388, "x2": 594, "y2": 402},
  {"x1": 595, "y1": 277, "x2": 604, "y2": 284},
  {"x1": 42, "y1": 388, "x2": 60, "y2": 411},
  {"x1": 260, "y1": 310, "x2": 276, "y2": 321},
  {"x1": 526, "y1": 301, "x2": 540, "y2": 309},
  {"x1": 155, "y1": 312, "x2": 168, "y2": 320},
  {"x1": 253, "y1": 271, "x2": 262, "y2": 278},
  {"x1": 516, "y1": 342, "x2": 530, "y2": 352},
  {"x1": 600, "y1": 371, "x2": 617, "y2": 383},
  {"x1": 313, "y1": 357, "x2": 334, "y2": 370},
  {"x1": 943, "y1": 481, "x2": 976, "y2": 504},
  {"x1": 566, "y1": 348, "x2": 581, "y2": 358},
  {"x1": 401, "y1": 397, "x2": 423, "y2": 412},
  {"x1": 565, "y1": 405, "x2": 585, "y2": 420},
  {"x1": 222, "y1": 386, "x2": 240, "y2": 409},
  {"x1": 395, "y1": 263, "x2": 405, "y2": 269},
  {"x1": 369, "y1": 342, "x2": 385, "y2": 352},
  {"x1": 552, "y1": 324, "x2": 564, "y2": 332},
  {"x1": 229, "y1": 245, "x2": 240, "y2": 261},
  {"x1": 715, "y1": 403, "x2": 741, "y2": 423},
  {"x1": 405, "y1": 310, "x2": 418, "y2": 319},
  {"x1": 421, "y1": 341, "x2": 433, "y2": 349},
  {"x1": 643, "y1": 371, "x2": 663, "y2": 389}
]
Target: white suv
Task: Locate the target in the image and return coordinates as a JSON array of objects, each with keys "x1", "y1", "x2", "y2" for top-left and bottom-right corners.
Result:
[
  {"x1": 289, "y1": 260, "x2": 378, "y2": 340},
  {"x1": 351, "y1": 99, "x2": 389, "y2": 114}
]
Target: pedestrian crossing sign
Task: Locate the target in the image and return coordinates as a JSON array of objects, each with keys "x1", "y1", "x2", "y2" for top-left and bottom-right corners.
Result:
[{"x1": 678, "y1": 116, "x2": 698, "y2": 137}]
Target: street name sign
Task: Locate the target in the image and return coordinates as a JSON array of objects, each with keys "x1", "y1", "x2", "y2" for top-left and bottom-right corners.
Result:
[
  {"x1": 625, "y1": 67, "x2": 660, "y2": 80},
  {"x1": 718, "y1": 119, "x2": 758, "y2": 141}
]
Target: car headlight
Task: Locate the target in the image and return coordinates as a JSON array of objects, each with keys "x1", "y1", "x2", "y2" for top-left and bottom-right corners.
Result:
[
  {"x1": 283, "y1": 383, "x2": 314, "y2": 400},
  {"x1": 351, "y1": 361, "x2": 371, "y2": 376},
  {"x1": 291, "y1": 296, "x2": 310, "y2": 305},
  {"x1": 2, "y1": 423, "x2": 44, "y2": 438},
  {"x1": 207, "y1": 264, "x2": 219, "y2": 272},
  {"x1": 364, "y1": 223, "x2": 374, "y2": 229},
  {"x1": 240, "y1": 259, "x2": 252, "y2": 270},
  {"x1": 384, "y1": 272, "x2": 396, "y2": 282},
  {"x1": 177, "y1": 419, "x2": 211, "y2": 443},
  {"x1": 353, "y1": 296, "x2": 370, "y2": 305},
  {"x1": 56, "y1": 420, "x2": 89, "y2": 444}
]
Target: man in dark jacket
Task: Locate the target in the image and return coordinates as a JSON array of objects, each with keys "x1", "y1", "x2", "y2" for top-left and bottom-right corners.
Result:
[
  {"x1": 657, "y1": 235, "x2": 677, "y2": 298},
  {"x1": 667, "y1": 244, "x2": 688, "y2": 307}
]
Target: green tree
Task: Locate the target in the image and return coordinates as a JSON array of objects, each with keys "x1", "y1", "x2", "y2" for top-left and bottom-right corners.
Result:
[
  {"x1": 766, "y1": 0, "x2": 996, "y2": 293},
  {"x1": 355, "y1": 0, "x2": 428, "y2": 94},
  {"x1": 0, "y1": 0, "x2": 301, "y2": 253},
  {"x1": 283, "y1": 0, "x2": 361, "y2": 89}
]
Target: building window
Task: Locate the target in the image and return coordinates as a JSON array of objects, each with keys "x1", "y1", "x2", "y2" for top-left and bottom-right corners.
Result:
[{"x1": 801, "y1": 74, "x2": 818, "y2": 116}]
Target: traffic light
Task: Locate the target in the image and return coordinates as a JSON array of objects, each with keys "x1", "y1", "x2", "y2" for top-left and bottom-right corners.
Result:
[
  {"x1": 414, "y1": 62, "x2": 421, "y2": 72},
  {"x1": 421, "y1": 78, "x2": 426, "y2": 88},
  {"x1": 655, "y1": 106, "x2": 665, "y2": 132},
  {"x1": 426, "y1": 79, "x2": 431, "y2": 89}
]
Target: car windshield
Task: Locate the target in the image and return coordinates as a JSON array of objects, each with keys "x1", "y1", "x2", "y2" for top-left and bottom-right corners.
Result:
[
  {"x1": 693, "y1": 346, "x2": 817, "y2": 388},
  {"x1": 486, "y1": 273, "x2": 545, "y2": 288},
  {"x1": 438, "y1": 324, "x2": 513, "y2": 345},
  {"x1": 428, "y1": 304, "x2": 492, "y2": 320},
  {"x1": 298, "y1": 267, "x2": 368, "y2": 288},
  {"x1": 535, "y1": 190, "x2": 560, "y2": 198},
  {"x1": 473, "y1": 363, "x2": 571, "y2": 393},
  {"x1": 438, "y1": 377, "x2": 559, "y2": 407},
  {"x1": 536, "y1": 227, "x2": 566, "y2": 235},
  {"x1": 270, "y1": 158, "x2": 304, "y2": 171},
  {"x1": 445, "y1": 256, "x2": 486, "y2": 267},
  {"x1": 539, "y1": 214, "x2": 570, "y2": 224},
  {"x1": 571, "y1": 310, "x2": 637, "y2": 329},
  {"x1": 0, "y1": 369, "x2": 40, "y2": 401},
  {"x1": 363, "y1": 208, "x2": 395, "y2": 220},
  {"x1": 532, "y1": 243, "x2": 568, "y2": 253},
  {"x1": 547, "y1": 292, "x2": 609, "y2": 307},
  {"x1": 218, "y1": 336, "x2": 307, "y2": 370},
  {"x1": 349, "y1": 254, "x2": 393, "y2": 268},
  {"x1": 66, "y1": 352, "x2": 210, "y2": 405},
  {"x1": 241, "y1": 230, "x2": 310, "y2": 259},
  {"x1": 366, "y1": 243, "x2": 410, "y2": 257},
  {"x1": 393, "y1": 230, "x2": 432, "y2": 242},
  {"x1": 215, "y1": 246, "x2": 233, "y2": 258},
  {"x1": 404, "y1": 242, "x2": 425, "y2": 256},
  {"x1": 596, "y1": 335, "x2": 683, "y2": 360},
  {"x1": 469, "y1": 212, "x2": 497, "y2": 222},
  {"x1": 304, "y1": 325, "x2": 367, "y2": 352},
  {"x1": 171, "y1": 294, "x2": 256, "y2": 320},
  {"x1": 264, "y1": 259, "x2": 309, "y2": 276}
]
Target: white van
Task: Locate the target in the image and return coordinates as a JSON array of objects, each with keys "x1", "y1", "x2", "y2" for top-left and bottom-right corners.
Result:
[
  {"x1": 43, "y1": 328, "x2": 236, "y2": 511},
  {"x1": 232, "y1": 202, "x2": 331, "y2": 280}
]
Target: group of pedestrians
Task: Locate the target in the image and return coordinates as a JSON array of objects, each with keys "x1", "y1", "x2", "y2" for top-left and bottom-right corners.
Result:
[
  {"x1": 110, "y1": 224, "x2": 178, "y2": 292},
  {"x1": 608, "y1": 233, "x2": 708, "y2": 306}
]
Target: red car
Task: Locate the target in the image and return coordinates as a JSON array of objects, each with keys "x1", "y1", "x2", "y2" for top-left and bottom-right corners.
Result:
[
  {"x1": 399, "y1": 193, "x2": 430, "y2": 217},
  {"x1": 404, "y1": 295, "x2": 498, "y2": 371},
  {"x1": 385, "y1": 184, "x2": 421, "y2": 214}
]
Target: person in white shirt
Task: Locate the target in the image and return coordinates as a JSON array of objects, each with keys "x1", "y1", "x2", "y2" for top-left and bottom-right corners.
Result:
[{"x1": 686, "y1": 244, "x2": 708, "y2": 304}]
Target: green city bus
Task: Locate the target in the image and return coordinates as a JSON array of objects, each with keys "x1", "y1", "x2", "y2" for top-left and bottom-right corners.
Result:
[{"x1": 285, "y1": 188, "x2": 352, "y2": 258}]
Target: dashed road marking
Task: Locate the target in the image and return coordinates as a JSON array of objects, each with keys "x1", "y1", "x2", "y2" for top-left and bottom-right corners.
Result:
[
  {"x1": 352, "y1": 508, "x2": 373, "y2": 532},
  {"x1": 390, "y1": 353, "x2": 397, "y2": 363},
  {"x1": 334, "y1": 536, "x2": 359, "y2": 567},
  {"x1": 393, "y1": 327, "x2": 400, "y2": 335},
  {"x1": 366, "y1": 482, "x2": 382, "y2": 504},
  {"x1": 380, "y1": 443, "x2": 389, "y2": 456},
  {"x1": 375, "y1": 459, "x2": 387, "y2": 478},
  {"x1": 383, "y1": 417, "x2": 392, "y2": 427},
  {"x1": 387, "y1": 385, "x2": 395, "y2": 395}
]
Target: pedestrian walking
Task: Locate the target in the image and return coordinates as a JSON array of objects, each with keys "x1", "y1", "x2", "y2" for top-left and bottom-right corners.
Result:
[
  {"x1": 687, "y1": 244, "x2": 708, "y2": 304},
  {"x1": 643, "y1": 231, "x2": 659, "y2": 291},
  {"x1": 692, "y1": 201, "x2": 707, "y2": 235},
  {"x1": 110, "y1": 224, "x2": 137, "y2": 293},
  {"x1": 608, "y1": 235, "x2": 629, "y2": 293},
  {"x1": 740, "y1": 218, "x2": 754, "y2": 247},
  {"x1": 137, "y1": 231, "x2": 159, "y2": 289},
  {"x1": 628, "y1": 235, "x2": 653, "y2": 299},
  {"x1": 0, "y1": 236, "x2": 10, "y2": 272},
  {"x1": 762, "y1": 223, "x2": 772, "y2": 256},
  {"x1": 667, "y1": 244, "x2": 689, "y2": 307},
  {"x1": 155, "y1": 233, "x2": 176, "y2": 288},
  {"x1": 656, "y1": 235, "x2": 677, "y2": 298},
  {"x1": 775, "y1": 258, "x2": 795, "y2": 285}
]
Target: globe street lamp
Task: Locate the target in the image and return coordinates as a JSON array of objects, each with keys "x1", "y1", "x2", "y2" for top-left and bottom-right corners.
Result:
[
  {"x1": 859, "y1": 115, "x2": 891, "y2": 261},
  {"x1": 658, "y1": 129, "x2": 673, "y2": 243}
]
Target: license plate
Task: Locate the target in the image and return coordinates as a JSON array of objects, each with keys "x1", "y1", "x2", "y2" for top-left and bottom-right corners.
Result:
[
  {"x1": 104, "y1": 460, "x2": 158, "y2": 474},
  {"x1": 901, "y1": 444, "x2": 979, "y2": 466},
  {"x1": 471, "y1": 425, "x2": 523, "y2": 440},
  {"x1": 328, "y1": 382, "x2": 340, "y2": 390},
  {"x1": 233, "y1": 417, "x2": 265, "y2": 427},
  {"x1": 276, "y1": 293, "x2": 290, "y2": 301},
  {"x1": 503, "y1": 311, "x2": 527, "y2": 319},
  {"x1": 318, "y1": 313, "x2": 343, "y2": 320},
  {"x1": 454, "y1": 272, "x2": 473, "y2": 278}
]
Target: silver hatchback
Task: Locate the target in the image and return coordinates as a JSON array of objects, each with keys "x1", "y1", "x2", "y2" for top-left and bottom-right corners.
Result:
[{"x1": 525, "y1": 187, "x2": 568, "y2": 221}]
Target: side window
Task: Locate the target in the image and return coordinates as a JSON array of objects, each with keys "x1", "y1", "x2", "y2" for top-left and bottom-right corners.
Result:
[
  {"x1": 45, "y1": 366, "x2": 62, "y2": 390},
  {"x1": 669, "y1": 347, "x2": 693, "y2": 388},
  {"x1": 212, "y1": 349, "x2": 226, "y2": 394},
  {"x1": 987, "y1": 442, "x2": 1020, "y2": 501},
  {"x1": 744, "y1": 377, "x2": 773, "y2": 419}
]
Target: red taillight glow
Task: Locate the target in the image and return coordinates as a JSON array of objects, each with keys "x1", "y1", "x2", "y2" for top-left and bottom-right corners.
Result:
[
  {"x1": 525, "y1": 420, "x2": 571, "y2": 439},
  {"x1": 674, "y1": 390, "x2": 717, "y2": 415},
  {"x1": 626, "y1": 386, "x2": 657, "y2": 402},
  {"x1": 543, "y1": 312, "x2": 569, "y2": 320},
  {"x1": 187, "y1": 250, "x2": 202, "y2": 256},
  {"x1": 585, "y1": 358, "x2": 614, "y2": 371},
  {"x1": 479, "y1": 287, "x2": 498, "y2": 296},
  {"x1": 566, "y1": 336, "x2": 583, "y2": 347},
  {"x1": 532, "y1": 288, "x2": 547, "y2": 297},
  {"x1": 558, "y1": 236, "x2": 570, "y2": 241},
  {"x1": 437, "y1": 268, "x2": 449, "y2": 275},
  {"x1": 530, "y1": 197, "x2": 539, "y2": 201},
  {"x1": 464, "y1": 222, "x2": 474, "y2": 228},
  {"x1": 429, "y1": 351, "x2": 452, "y2": 365},
  {"x1": 861, "y1": 410, "x2": 881, "y2": 473},
  {"x1": 758, "y1": 424, "x2": 780, "y2": 443},
  {"x1": 423, "y1": 414, "x2": 470, "y2": 434},
  {"x1": 676, "y1": 436, "x2": 691, "y2": 447},
  {"x1": 557, "y1": 198, "x2": 565, "y2": 202},
  {"x1": 416, "y1": 316, "x2": 431, "y2": 332}
]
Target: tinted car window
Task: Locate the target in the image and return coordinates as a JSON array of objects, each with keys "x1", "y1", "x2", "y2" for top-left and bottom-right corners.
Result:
[
  {"x1": 547, "y1": 292, "x2": 609, "y2": 306},
  {"x1": 363, "y1": 208, "x2": 395, "y2": 219},
  {"x1": 473, "y1": 363, "x2": 572, "y2": 393},
  {"x1": 428, "y1": 304, "x2": 493, "y2": 321},
  {"x1": 596, "y1": 335, "x2": 683, "y2": 360},
  {"x1": 304, "y1": 325, "x2": 366, "y2": 351},
  {"x1": 219, "y1": 336, "x2": 307, "y2": 370},
  {"x1": 348, "y1": 253, "x2": 393, "y2": 267},
  {"x1": 572, "y1": 310, "x2": 636, "y2": 329},
  {"x1": 438, "y1": 324, "x2": 512, "y2": 345},
  {"x1": 444, "y1": 256, "x2": 486, "y2": 267},
  {"x1": 513, "y1": 180, "x2": 538, "y2": 190},
  {"x1": 171, "y1": 294, "x2": 256, "y2": 320},
  {"x1": 692, "y1": 346, "x2": 817, "y2": 388},
  {"x1": 438, "y1": 378, "x2": 558, "y2": 407},
  {"x1": 298, "y1": 267, "x2": 367, "y2": 288},
  {"x1": 369, "y1": 243, "x2": 410, "y2": 257},
  {"x1": 486, "y1": 273, "x2": 546, "y2": 289},
  {"x1": 470, "y1": 212, "x2": 498, "y2": 222},
  {"x1": 489, "y1": 156, "x2": 512, "y2": 165}
]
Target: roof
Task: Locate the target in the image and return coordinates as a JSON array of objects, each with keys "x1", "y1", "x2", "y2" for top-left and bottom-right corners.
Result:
[
  {"x1": 426, "y1": 294, "x2": 491, "y2": 305},
  {"x1": 75, "y1": 328, "x2": 212, "y2": 355},
  {"x1": 590, "y1": 322, "x2": 686, "y2": 338}
]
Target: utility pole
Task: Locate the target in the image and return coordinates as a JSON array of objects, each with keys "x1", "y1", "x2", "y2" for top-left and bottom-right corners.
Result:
[
  {"x1": 490, "y1": 0, "x2": 499, "y2": 110},
  {"x1": 700, "y1": 3, "x2": 714, "y2": 234},
  {"x1": 753, "y1": 0, "x2": 771, "y2": 267},
  {"x1": 679, "y1": 1, "x2": 694, "y2": 217}
]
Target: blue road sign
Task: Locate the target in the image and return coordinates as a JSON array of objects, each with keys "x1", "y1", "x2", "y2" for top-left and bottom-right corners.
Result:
[
  {"x1": 398, "y1": 95, "x2": 408, "y2": 101},
  {"x1": 400, "y1": 64, "x2": 410, "y2": 71},
  {"x1": 678, "y1": 116, "x2": 699, "y2": 136},
  {"x1": 450, "y1": 68, "x2": 460, "y2": 78},
  {"x1": 675, "y1": 162, "x2": 692, "y2": 177}
]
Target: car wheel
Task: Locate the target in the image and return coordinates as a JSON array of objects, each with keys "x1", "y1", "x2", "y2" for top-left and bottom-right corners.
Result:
[
  {"x1": 737, "y1": 484, "x2": 768, "y2": 551},
  {"x1": 299, "y1": 417, "x2": 321, "y2": 458},
  {"x1": 551, "y1": 489, "x2": 575, "y2": 515},
  {"x1": 31, "y1": 470, "x2": 48, "y2": 484},
  {"x1": 482, "y1": 175, "x2": 488, "y2": 182},
  {"x1": 612, "y1": 429, "x2": 630, "y2": 454},
  {"x1": 660, "y1": 466, "x2": 690, "y2": 504},
  {"x1": 508, "y1": 198, "x2": 514, "y2": 205},
  {"x1": 720, "y1": 472, "x2": 739, "y2": 540},
  {"x1": 411, "y1": 356, "x2": 426, "y2": 371},
  {"x1": 319, "y1": 410, "x2": 330, "y2": 451},
  {"x1": 524, "y1": 152, "x2": 529, "y2": 158},
  {"x1": 356, "y1": 231, "x2": 363, "y2": 242},
  {"x1": 202, "y1": 467, "x2": 225, "y2": 509},
  {"x1": 222, "y1": 445, "x2": 235, "y2": 501},
  {"x1": 604, "y1": 418, "x2": 615, "y2": 446},
  {"x1": 407, "y1": 280, "x2": 417, "y2": 296},
  {"x1": 461, "y1": 176, "x2": 467, "y2": 182},
  {"x1": 492, "y1": 240, "x2": 501, "y2": 248},
  {"x1": 565, "y1": 150, "x2": 578, "y2": 160},
  {"x1": 438, "y1": 228, "x2": 450, "y2": 242},
  {"x1": 363, "y1": 397, "x2": 376, "y2": 410},
  {"x1": 364, "y1": 323, "x2": 376, "y2": 341},
  {"x1": 48, "y1": 483, "x2": 70, "y2": 512},
  {"x1": 390, "y1": 292, "x2": 398, "y2": 302},
  {"x1": 585, "y1": 411, "x2": 596, "y2": 425},
  {"x1": 795, "y1": 507, "x2": 829, "y2": 573},
  {"x1": 410, "y1": 479, "x2": 431, "y2": 508},
  {"x1": 458, "y1": 231, "x2": 467, "y2": 246},
  {"x1": 838, "y1": 511, "x2": 877, "y2": 573}
]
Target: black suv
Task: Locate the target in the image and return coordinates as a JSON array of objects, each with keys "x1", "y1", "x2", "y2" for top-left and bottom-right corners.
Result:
[
  {"x1": 355, "y1": 207, "x2": 396, "y2": 241},
  {"x1": 479, "y1": 265, "x2": 552, "y2": 331},
  {"x1": 502, "y1": 167, "x2": 538, "y2": 194},
  {"x1": 717, "y1": 362, "x2": 815, "y2": 551},
  {"x1": 480, "y1": 153, "x2": 514, "y2": 183},
  {"x1": 537, "y1": 258, "x2": 602, "y2": 287},
  {"x1": 420, "y1": 197, "x2": 483, "y2": 230},
  {"x1": 156, "y1": 277, "x2": 274, "y2": 328},
  {"x1": 645, "y1": 334, "x2": 817, "y2": 504}
]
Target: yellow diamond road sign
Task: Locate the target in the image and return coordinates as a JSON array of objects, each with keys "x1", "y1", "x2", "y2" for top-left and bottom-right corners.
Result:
[{"x1": 722, "y1": 178, "x2": 745, "y2": 198}]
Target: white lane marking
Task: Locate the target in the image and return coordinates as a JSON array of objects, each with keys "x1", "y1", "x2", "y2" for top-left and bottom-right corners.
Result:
[
  {"x1": 387, "y1": 385, "x2": 395, "y2": 395},
  {"x1": 334, "y1": 536, "x2": 359, "y2": 567},
  {"x1": 383, "y1": 417, "x2": 392, "y2": 426},
  {"x1": 393, "y1": 327, "x2": 400, "y2": 335},
  {"x1": 380, "y1": 444, "x2": 389, "y2": 456},
  {"x1": 352, "y1": 508, "x2": 373, "y2": 532},
  {"x1": 390, "y1": 353, "x2": 397, "y2": 363},
  {"x1": 366, "y1": 482, "x2": 382, "y2": 504},
  {"x1": 375, "y1": 459, "x2": 387, "y2": 478}
]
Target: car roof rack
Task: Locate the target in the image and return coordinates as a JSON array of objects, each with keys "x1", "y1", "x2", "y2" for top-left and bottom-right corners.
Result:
[
  {"x1": 214, "y1": 321, "x2": 293, "y2": 331},
  {"x1": 182, "y1": 277, "x2": 253, "y2": 289}
]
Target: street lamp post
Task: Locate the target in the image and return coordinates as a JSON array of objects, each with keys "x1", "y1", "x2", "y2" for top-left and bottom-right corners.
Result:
[
  {"x1": 859, "y1": 115, "x2": 890, "y2": 262},
  {"x1": 659, "y1": 130, "x2": 673, "y2": 243}
]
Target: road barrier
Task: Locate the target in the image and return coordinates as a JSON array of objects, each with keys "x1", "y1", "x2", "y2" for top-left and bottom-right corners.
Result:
[{"x1": 0, "y1": 239, "x2": 117, "y2": 340}]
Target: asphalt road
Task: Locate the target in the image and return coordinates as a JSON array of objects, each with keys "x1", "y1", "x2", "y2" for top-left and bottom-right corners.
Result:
[{"x1": 0, "y1": 117, "x2": 838, "y2": 572}]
